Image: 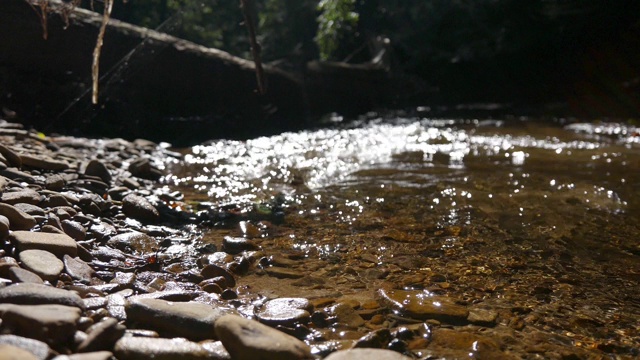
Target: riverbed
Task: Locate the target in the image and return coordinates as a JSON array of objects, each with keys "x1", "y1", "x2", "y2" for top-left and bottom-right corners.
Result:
[{"x1": 167, "y1": 115, "x2": 640, "y2": 359}]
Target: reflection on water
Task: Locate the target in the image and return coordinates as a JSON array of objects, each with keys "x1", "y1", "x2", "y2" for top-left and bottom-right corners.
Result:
[{"x1": 168, "y1": 117, "x2": 640, "y2": 357}]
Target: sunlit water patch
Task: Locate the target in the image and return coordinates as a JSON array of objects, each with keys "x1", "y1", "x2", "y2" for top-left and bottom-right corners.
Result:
[{"x1": 165, "y1": 118, "x2": 640, "y2": 357}]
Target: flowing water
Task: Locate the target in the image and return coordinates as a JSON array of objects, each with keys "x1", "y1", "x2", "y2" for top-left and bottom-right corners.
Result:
[{"x1": 167, "y1": 116, "x2": 640, "y2": 359}]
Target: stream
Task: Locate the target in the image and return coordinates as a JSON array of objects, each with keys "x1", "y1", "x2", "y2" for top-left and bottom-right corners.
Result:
[{"x1": 166, "y1": 115, "x2": 640, "y2": 359}]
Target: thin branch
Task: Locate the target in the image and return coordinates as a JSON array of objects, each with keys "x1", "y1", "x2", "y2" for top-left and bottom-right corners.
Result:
[
  {"x1": 92, "y1": 0, "x2": 114, "y2": 104},
  {"x1": 239, "y1": 0, "x2": 266, "y2": 95}
]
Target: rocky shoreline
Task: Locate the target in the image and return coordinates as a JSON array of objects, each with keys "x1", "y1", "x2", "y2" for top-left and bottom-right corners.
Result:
[
  {"x1": 0, "y1": 119, "x2": 423, "y2": 359},
  {"x1": 2, "y1": 117, "x2": 638, "y2": 360}
]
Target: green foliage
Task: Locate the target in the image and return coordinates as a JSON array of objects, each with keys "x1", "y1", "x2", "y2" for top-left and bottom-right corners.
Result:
[{"x1": 315, "y1": 0, "x2": 359, "y2": 61}]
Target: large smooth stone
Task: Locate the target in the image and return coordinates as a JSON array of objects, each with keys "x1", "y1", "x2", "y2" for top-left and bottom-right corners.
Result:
[
  {"x1": 377, "y1": 289, "x2": 468, "y2": 324},
  {"x1": 0, "y1": 203, "x2": 36, "y2": 230},
  {"x1": 113, "y1": 337, "x2": 214, "y2": 360},
  {"x1": 18, "y1": 249, "x2": 64, "y2": 282},
  {"x1": 122, "y1": 194, "x2": 159, "y2": 223},
  {"x1": 324, "y1": 349, "x2": 412, "y2": 360},
  {"x1": 0, "y1": 344, "x2": 39, "y2": 360},
  {"x1": 8, "y1": 267, "x2": 44, "y2": 284},
  {"x1": 255, "y1": 297, "x2": 312, "y2": 327},
  {"x1": 9, "y1": 231, "x2": 77, "y2": 258},
  {"x1": 125, "y1": 298, "x2": 229, "y2": 341},
  {"x1": 0, "y1": 283, "x2": 85, "y2": 309},
  {"x1": 0, "y1": 304, "x2": 81, "y2": 345},
  {"x1": 0, "y1": 215, "x2": 9, "y2": 240},
  {"x1": 215, "y1": 314, "x2": 311, "y2": 360},
  {"x1": 0, "y1": 335, "x2": 51, "y2": 360}
]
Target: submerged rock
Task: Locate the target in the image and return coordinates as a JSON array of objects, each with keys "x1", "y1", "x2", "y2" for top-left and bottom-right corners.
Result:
[{"x1": 377, "y1": 289, "x2": 468, "y2": 325}]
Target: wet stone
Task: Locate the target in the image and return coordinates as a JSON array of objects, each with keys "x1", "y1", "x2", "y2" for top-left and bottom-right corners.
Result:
[
  {"x1": 324, "y1": 348, "x2": 412, "y2": 360},
  {"x1": 77, "y1": 317, "x2": 126, "y2": 353},
  {"x1": 18, "y1": 249, "x2": 64, "y2": 282},
  {"x1": 0, "y1": 283, "x2": 85, "y2": 309},
  {"x1": 215, "y1": 314, "x2": 312, "y2": 360},
  {"x1": 377, "y1": 289, "x2": 469, "y2": 325},
  {"x1": 128, "y1": 157, "x2": 163, "y2": 180},
  {"x1": 201, "y1": 264, "x2": 236, "y2": 287},
  {"x1": 0, "y1": 335, "x2": 51, "y2": 360},
  {"x1": 255, "y1": 297, "x2": 313, "y2": 327},
  {"x1": 63, "y1": 255, "x2": 95, "y2": 283},
  {"x1": 222, "y1": 236, "x2": 259, "y2": 254},
  {"x1": 0, "y1": 188, "x2": 40, "y2": 205},
  {"x1": 265, "y1": 266, "x2": 305, "y2": 279},
  {"x1": 0, "y1": 304, "x2": 81, "y2": 345},
  {"x1": 0, "y1": 344, "x2": 39, "y2": 360},
  {"x1": 0, "y1": 203, "x2": 37, "y2": 230},
  {"x1": 467, "y1": 308, "x2": 498, "y2": 326},
  {"x1": 427, "y1": 328, "x2": 515, "y2": 359},
  {"x1": 8, "y1": 267, "x2": 44, "y2": 284},
  {"x1": 327, "y1": 302, "x2": 365, "y2": 329},
  {"x1": 122, "y1": 194, "x2": 160, "y2": 223},
  {"x1": 9, "y1": 231, "x2": 77, "y2": 258},
  {"x1": 107, "y1": 231, "x2": 159, "y2": 255},
  {"x1": 125, "y1": 298, "x2": 231, "y2": 341},
  {"x1": 114, "y1": 337, "x2": 213, "y2": 360}
]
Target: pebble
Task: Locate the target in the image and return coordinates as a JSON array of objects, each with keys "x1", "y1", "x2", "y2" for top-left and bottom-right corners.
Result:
[
  {"x1": 77, "y1": 317, "x2": 126, "y2": 352},
  {"x1": 377, "y1": 289, "x2": 468, "y2": 325},
  {"x1": 61, "y1": 220, "x2": 87, "y2": 241},
  {"x1": 324, "y1": 348, "x2": 412, "y2": 360},
  {"x1": 0, "y1": 304, "x2": 81, "y2": 345},
  {"x1": 201, "y1": 264, "x2": 236, "y2": 287},
  {"x1": 9, "y1": 231, "x2": 78, "y2": 258},
  {"x1": 18, "y1": 249, "x2": 64, "y2": 282},
  {"x1": 327, "y1": 302, "x2": 365, "y2": 329},
  {"x1": 125, "y1": 298, "x2": 230, "y2": 341},
  {"x1": 113, "y1": 336, "x2": 215, "y2": 360},
  {"x1": 0, "y1": 203, "x2": 36, "y2": 230},
  {"x1": 0, "y1": 257, "x2": 19, "y2": 277},
  {"x1": 467, "y1": 308, "x2": 498, "y2": 326},
  {"x1": 0, "y1": 283, "x2": 86, "y2": 309},
  {"x1": 255, "y1": 297, "x2": 313, "y2": 327},
  {"x1": 7, "y1": 267, "x2": 44, "y2": 284},
  {"x1": 1, "y1": 189, "x2": 41, "y2": 205},
  {"x1": 265, "y1": 266, "x2": 305, "y2": 279},
  {"x1": 0, "y1": 144, "x2": 21, "y2": 168},
  {"x1": 215, "y1": 314, "x2": 312, "y2": 360},
  {"x1": 0, "y1": 335, "x2": 51, "y2": 360},
  {"x1": 84, "y1": 160, "x2": 112, "y2": 184},
  {"x1": 222, "y1": 236, "x2": 259, "y2": 254},
  {"x1": 122, "y1": 194, "x2": 160, "y2": 223},
  {"x1": 63, "y1": 255, "x2": 95, "y2": 283},
  {"x1": 20, "y1": 154, "x2": 70, "y2": 171}
]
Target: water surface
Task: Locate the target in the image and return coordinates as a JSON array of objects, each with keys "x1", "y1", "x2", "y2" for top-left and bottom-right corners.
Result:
[{"x1": 168, "y1": 117, "x2": 640, "y2": 358}]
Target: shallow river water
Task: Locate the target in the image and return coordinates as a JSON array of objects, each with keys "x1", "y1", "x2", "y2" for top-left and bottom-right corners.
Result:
[{"x1": 167, "y1": 116, "x2": 640, "y2": 359}]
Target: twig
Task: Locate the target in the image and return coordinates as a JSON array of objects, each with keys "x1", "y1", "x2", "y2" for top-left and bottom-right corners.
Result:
[
  {"x1": 239, "y1": 0, "x2": 266, "y2": 95},
  {"x1": 92, "y1": 0, "x2": 114, "y2": 104}
]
